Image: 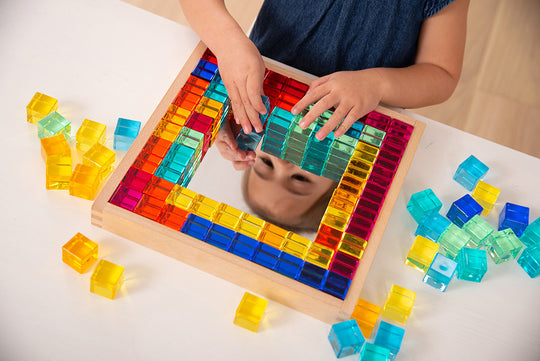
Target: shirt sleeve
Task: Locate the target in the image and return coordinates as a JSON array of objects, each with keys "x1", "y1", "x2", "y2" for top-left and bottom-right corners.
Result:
[{"x1": 424, "y1": 0, "x2": 455, "y2": 19}]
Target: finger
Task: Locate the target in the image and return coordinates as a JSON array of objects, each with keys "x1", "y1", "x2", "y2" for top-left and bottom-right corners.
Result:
[
  {"x1": 307, "y1": 74, "x2": 331, "y2": 90},
  {"x1": 334, "y1": 107, "x2": 366, "y2": 138},
  {"x1": 299, "y1": 93, "x2": 337, "y2": 130},
  {"x1": 246, "y1": 77, "x2": 265, "y2": 132},
  {"x1": 315, "y1": 104, "x2": 351, "y2": 140},
  {"x1": 233, "y1": 159, "x2": 254, "y2": 171}
]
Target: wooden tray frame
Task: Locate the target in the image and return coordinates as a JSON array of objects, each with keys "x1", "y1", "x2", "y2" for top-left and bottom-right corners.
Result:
[{"x1": 92, "y1": 42, "x2": 425, "y2": 324}]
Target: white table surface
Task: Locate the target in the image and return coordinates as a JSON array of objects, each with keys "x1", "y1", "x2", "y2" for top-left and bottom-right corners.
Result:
[{"x1": 1, "y1": 1, "x2": 539, "y2": 360}]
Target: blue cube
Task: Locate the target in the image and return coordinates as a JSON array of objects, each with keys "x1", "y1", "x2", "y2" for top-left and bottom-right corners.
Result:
[
  {"x1": 204, "y1": 223, "x2": 235, "y2": 250},
  {"x1": 415, "y1": 211, "x2": 451, "y2": 242},
  {"x1": 298, "y1": 262, "x2": 327, "y2": 289},
  {"x1": 360, "y1": 342, "x2": 391, "y2": 361},
  {"x1": 453, "y1": 155, "x2": 489, "y2": 191},
  {"x1": 252, "y1": 243, "x2": 281, "y2": 270},
  {"x1": 439, "y1": 223, "x2": 472, "y2": 259},
  {"x1": 373, "y1": 321, "x2": 405, "y2": 359},
  {"x1": 456, "y1": 247, "x2": 488, "y2": 282},
  {"x1": 180, "y1": 214, "x2": 212, "y2": 240},
  {"x1": 406, "y1": 188, "x2": 443, "y2": 223},
  {"x1": 517, "y1": 244, "x2": 540, "y2": 278},
  {"x1": 423, "y1": 253, "x2": 457, "y2": 291},
  {"x1": 446, "y1": 194, "x2": 483, "y2": 227},
  {"x1": 229, "y1": 233, "x2": 259, "y2": 260},
  {"x1": 498, "y1": 202, "x2": 529, "y2": 237},
  {"x1": 114, "y1": 118, "x2": 141, "y2": 151},
  {"x1": 275, "y1": 253, "x2": 304, "y2": 279},
  {"x1": 322, "y1": 271, "x2": 351, "y2": 300},
  {"x1": 520, "y1": 217, "x2": 540, "y2": 247},
  {"x1": 328, "y1": 319, "x2": 365, "y2": 358}
]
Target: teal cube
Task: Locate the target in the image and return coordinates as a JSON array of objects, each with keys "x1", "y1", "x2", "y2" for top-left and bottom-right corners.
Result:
[
  {"x1": 517, "y1": 243, "x2": 540, "y2": 278},
  {"x1": 328, "y1": 319, "x2": 365, "y2": 358},
  {"x1": 488, "y1": 229, "x2": 524, "y2": 264},
  {"x1": 423, "y1": 253, "x2": 457, "y2": 292},
  {"x1": 359, "y1": 342, "x2": 391, "y2": 361},
  {"x1": 456, "y1": 247, "x2": 488, "y2": 282},
  {"x1": 453, "y1": 155, "x2": 488, "y2": 191},
  {"x1": 438, "y1": 223, "x2": 472, "y2": 259},
  {"x1": 519, "y1": 217, "x2": 540, "y2": 247},
  {"x1": 462, "y1": 215, "x2": 495, "y2": 248},
  {"x1": 373, "y1": 321, "x2": 405, "y2": 359},
  {"x1": 37, "y1": 111, "x2": 71, "y2": 139},
  {"x1": 114, "y1": 118, "x2": 141, "y2": 151},
  {"x1": 407, "y1": 189, "x2": 443, "y2": 223},
  {"x1": 415, "y1": 211, "x2": 451, "y2": 242}
]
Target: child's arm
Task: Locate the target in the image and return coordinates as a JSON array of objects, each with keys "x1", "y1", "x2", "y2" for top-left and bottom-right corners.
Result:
[
  {"x1": 179, "y1": 0, "x2": 267, "y2": 134},
  {"x1": 292, "y1": 0, "x2": 470, "y2": 140}
]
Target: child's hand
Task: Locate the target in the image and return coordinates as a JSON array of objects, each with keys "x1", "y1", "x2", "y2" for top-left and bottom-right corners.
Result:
[
  {"x1": 216, "y1": 38, "x2": 267, "y2": 135},
  {"x1": 214, "y1": 117, "x2": 256, "y2": 171},
  {"x1": 291, "y1": 69, "x2": 385, "y2": 140}
]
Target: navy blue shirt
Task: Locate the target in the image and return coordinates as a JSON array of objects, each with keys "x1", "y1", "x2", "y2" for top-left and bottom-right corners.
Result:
[{"x1": 250, "y1": 0, "x2": 454, "y2": 77}]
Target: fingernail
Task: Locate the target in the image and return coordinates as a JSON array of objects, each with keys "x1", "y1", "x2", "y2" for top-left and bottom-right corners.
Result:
[
  {"x1": 291, "y1": 107, "x2": 298, "y2": 115},
  {"x1": 334, "y1": 130, "x2": 342, "y2": 138},
  {"x1": 299, "y1": 121, "x2": 306, "y2": 129},
  {"x1": 316, "y1": 132, "x2": 324, "y2": 141}
]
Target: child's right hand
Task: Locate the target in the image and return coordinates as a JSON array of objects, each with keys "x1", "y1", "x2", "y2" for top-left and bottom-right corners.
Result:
[
  {"x1": 215, "y1": 37, "x2": 267, "y2": 135},
  {"x1": 214, "y1": 116, "x2": 256, "y2": 171}
]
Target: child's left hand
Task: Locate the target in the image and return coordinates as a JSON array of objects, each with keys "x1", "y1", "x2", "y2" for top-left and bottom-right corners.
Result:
[{"x1": 291, "y1": 69, "x2": 385, "y2": 140}]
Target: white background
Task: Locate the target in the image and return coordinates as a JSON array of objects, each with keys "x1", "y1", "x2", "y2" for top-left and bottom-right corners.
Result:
[{"x1": 1, "y1": 1, "x2": 539, "y2": 360}]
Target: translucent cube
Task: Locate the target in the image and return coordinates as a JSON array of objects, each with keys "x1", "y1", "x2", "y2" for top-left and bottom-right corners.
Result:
[
  {"x1": 83, "y1": 143, "x2": 115, "y2": 181},
  {"x1": 456, "y1": 247, "x2": 488, "y2": 282},
  {"x1": 62, "y1": 233, "x2": 98, "y2": 274},
  {"x1": 446, "y1": 194, "x2": 483, "y2": 227},
  {"x1": 439, "y1": 223, "x2": 472, "y2": 259},
  {"x1": 373, "y1": 321, "x2": 405, "y2": 359},
  {"x1": 381, "y1": 284, "x2": 416, "y2": 324},
  {"x1": 415, "y1": 211, "x2": 451, "y2": 242},
  {"x1": 488, "y1": 229, "x2": 524, "y2": 264},
  {"x1": 37, "y1": 111, "x2": 71, "y2": 139},
  {"x1": 233, "y1": 292, "x2": 268, "y2": 332},
  {"x1": 69, "y1": 164, "x2": 100, "y2": 200},
  {"x1": 520, "y1": 217, "x2": 540, "y2": 247},
  {"x1": 462, "y1": 215, "x2": 495, "y2": 248},
  {"x1": 328, "y1": 319, "x2": 365, "y2": 358},
  {"x1": 360, "y1": 342, "x2": 391, "y2": 361},
  {"x1": 405, "y1": 235, "x2": 440, "y2": 272},
  {"x1": 517, "y1": 244, "x2": 540, "y2": 278},
  {"x1": 90, "y1": 259, "x2": 124, "y2": 299},
  {"x1": 423, "y1": 253, "x2": 457, "y2": 292},
  {"x1": 114, "y1": 118, "x2": 141, "y2": 151},
  {"x1": 471, "y1": 181, "x2": 500, "y2": 216},
  {"x1": 76, "y1": 119, "x2": 106, "y2": 153},
  {"x1": 498, "y1": 202, "x2": 529, "y2": 237},
  {"x1": 406, "y1": 188, "x2": 442, "y2": 223},
  {"x1": 351, "y1": 298, "x2": 382, "y2": 338},
  {"x1": 453, "y1": 155, "x2": 488, "y2": 191},
  {"x1": 26, "y1": 92, "x2": 58, "y2": 124}
]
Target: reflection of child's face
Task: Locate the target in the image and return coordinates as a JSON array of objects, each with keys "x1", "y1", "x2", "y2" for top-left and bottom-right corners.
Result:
[{"x1": 245, "y1": 149, "x2": 335, "y2": 228}]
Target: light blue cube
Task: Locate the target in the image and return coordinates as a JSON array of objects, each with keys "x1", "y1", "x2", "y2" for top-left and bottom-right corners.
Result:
[
  {"x1": 520, "y1": 217, "x2": 540, "y2": 247},
  {"x1": 407, "y1": 188, "x2": 442, "y2": 223},
  {"x1": 423, "y1": 253, "x2": 457, "y2": 292},
  {"x1": 373, "y1": 321, "x2": 405, "y2": 360},
  {"x1": 360, "y1": 342, "x2": 391, "y2": 361},
  {"x1": 114, "y1": 118, "x2": 141, "y2": 151},
  {"x1": 328, "y1": 319, "x2": 365, "y2": 358},
  {"x1": 453, "y1": 155, "x2": 488, "y2": 191},
  {"x1": 456, "y1": 247, "x2": 488, "y2": 282},
  {"x1": 517, "y1": 243, "x2": 540, "y2": 278},
  {"x1": 415, "y1": 211, "x2": 451, "y2": 242}
]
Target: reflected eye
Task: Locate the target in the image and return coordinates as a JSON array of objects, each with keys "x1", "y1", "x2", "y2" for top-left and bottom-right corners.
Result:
[
  {"x1": 292, "y1": 174, "x2": 310, "y2": 183},
  {"x1": 261, "y1": 157, "x2": 273, "y2": 168}
]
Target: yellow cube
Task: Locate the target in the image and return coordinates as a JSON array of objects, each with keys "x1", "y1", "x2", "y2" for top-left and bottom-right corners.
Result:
[
  {"x1": 337, "y1": 232, "x2": 367, "y2": 259},
  {"x1": 381, "y1": 284, "x2": 416, "y2": 324},
  {"x1": 233, "y1": 292, "x2": 268, "y2": 332},
  {"x1": 282, "y1": 232, "x2": 311, "y2": 259},
  {"x1": 214, "y1": 203, "x2": 243, "y2": 229},
  {"x1": 62, "y1": 233, "x2": 98, "y2": 274},
  {"x1": 26, "y1": 92, "x2": 58, "y2": 124},
  {"x1": 69, "y1": 164, "x2": 101, "y2": 200},
  {"x1": 237, "y1": 214, "x2": 265, "y2": 239},
  {"x1": 90, "y1": 259, "x2": 124, "y2": 300},
  {"x1": 472, "y1": 181, "x2": 501, "y2": 216},
  {"x1": 306, "y1": 242, "x2": 334, "y2": 269},
  {"x1": 83, "y1": 143, "x2": 115, "y2": 181},
  {"x1": 76, "y1": 119, "x2": 106, "y2": 153},
  {"x1": 189, "y1": 194, "x2": 220, "y2": 220},
  {"x1": 258, "y1": 223, "x2": 288, "y2": 249},
  {"x1": 166, "y1": 185, "x2": 198, "y2": 210},
  {"x1": 405, "y1": 235, "x2": 439, "y2": 273}
]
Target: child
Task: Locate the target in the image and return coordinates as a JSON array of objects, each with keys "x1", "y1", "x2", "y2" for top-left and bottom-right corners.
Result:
[{"x1": 180, "y1": 0, "x2": 469, "y2": 231}]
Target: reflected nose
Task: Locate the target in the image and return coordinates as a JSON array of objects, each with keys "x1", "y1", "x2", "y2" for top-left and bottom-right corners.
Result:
[{"x1": 274, "y1": 157, "x2": 295, "y2": 169}]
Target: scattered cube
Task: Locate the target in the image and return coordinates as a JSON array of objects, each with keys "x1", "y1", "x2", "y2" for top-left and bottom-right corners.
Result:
[
  {"x1": 471, "y1": 181, "x2": 500, "y2": 216},
  {"x1": 351, "y1": 298, "x2": 382, "y2": 338},
  {"x1": 438, "y1": 223, "x2": 472, "y2": 259},
  {"x1": 233, "y1": 292, "x2": 268, "y2": 332},
  {"x1": 406, "y1": 188, "x2": 442, "y2": 223},
  {"x1": 488, "y1": 229, "x2": 524, "y2": 264},
  {"x1": 453, "y1": 155, "x2": 488, "y2": 191},
  {"x1": 415, "y1": 211, "x2": 451, "y2": 242},
  {"x1": 498, "y1": 202, "x2": 529, "y2": 237},
  {"x1": 423, "y1": 253, "x2": 457, "y2": 292},
  {"x1": 373, "y1": 321, "x2": 405, "y2": 360},
  {"x1": 236, "y1": 128, "x2": 264, "y2": 152},
  {"x1": 26, "y1": 92, "x2": 58, "y2": 124},
  {"x1": 359, "y1": 342, "x2": 391, "y2": 361},
  {"x1": 328, "y1": 319, "x2": 365, "y2": 358},
  {"x1": 62, "y1": 233, "x2": 98, "y2": 274},
  {"x1": 405, "y1": 235, "x2": 439, "y2": 273},
  {"x1": 40, "y1": 134, "x2": 72, "y2": 190},
  {"x1": 83, "y1": 143, "x2": 115, "y2": 181},
  {"x1": 37, "y1": 111, "x2": 71, "y2": 139},
  {"x1": 446, "y1": 194, "x2": 483, "y2": 228},
  {"x1": 520, "y1": 217, "x2": 540, "y2": 247},
  {"x1": 462, "y1": 215, "x2": 495, "y2": 249},
  {"x1": 90, "y1": 259, "x2": 124, "y2": 299},
  {"x1": 456, "y1": 247, "x2": 488, "y2": 282},
  {"x1": 69, "y1": 164, "x2": 101, "y2": 200},
  {"x1": 517, "y1": 243, "x2": 540, "y2": 278},
  {"x1": 381, "y1": 284, "x2": 416, "y2": 324},
  {"x1": 76, "y1": 119, "x2": 106, "y2": 153},
  {"x1": 114, "y1": 118, "x2": 141, "y2": 151}
]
